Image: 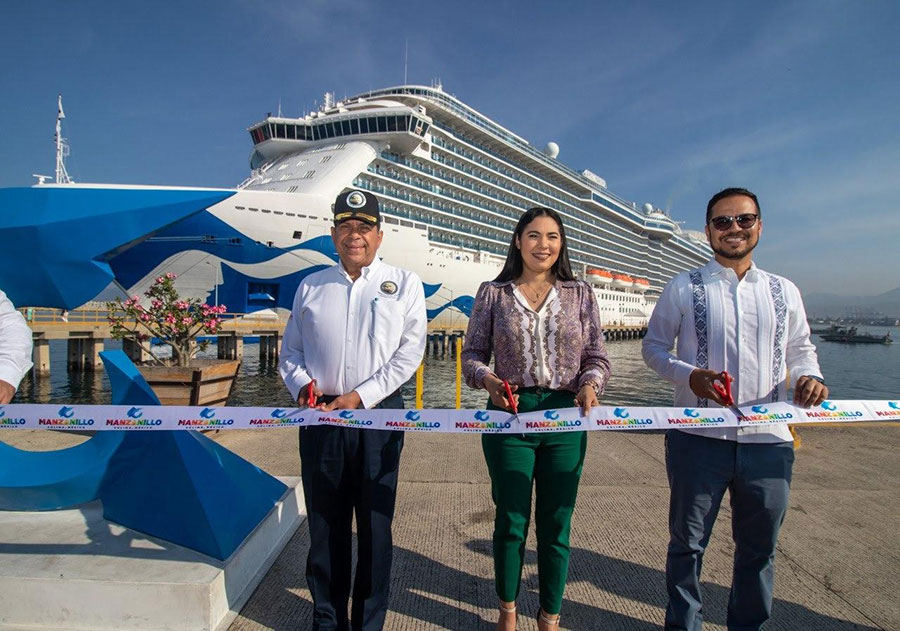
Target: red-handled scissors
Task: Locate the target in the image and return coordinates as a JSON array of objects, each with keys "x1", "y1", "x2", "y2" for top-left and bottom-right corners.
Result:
[
  {"x1": 306, "y1": 379, "x2": 318, "y2": 408},
  {"x1": 712, "y1": 371, "x2": 734, "y2": 406},
  {"x1": 502, "y1": 379, "x2": 518, "y2": 414}
]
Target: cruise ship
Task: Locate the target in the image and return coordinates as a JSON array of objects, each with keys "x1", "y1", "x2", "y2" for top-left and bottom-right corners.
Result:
[{"x1": 64, "y1": 86, "x2": 712, "y2": 329}]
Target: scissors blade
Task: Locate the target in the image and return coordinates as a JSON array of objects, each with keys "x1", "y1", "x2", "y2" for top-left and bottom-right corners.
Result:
[{"x1": 503, "y1": 380, "x2": 521, "y2": 428}]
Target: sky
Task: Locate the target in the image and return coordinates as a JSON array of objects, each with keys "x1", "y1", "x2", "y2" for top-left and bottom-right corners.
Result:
[{"x1": 2, "y1": 0, "x2": 898, "y2": 296}]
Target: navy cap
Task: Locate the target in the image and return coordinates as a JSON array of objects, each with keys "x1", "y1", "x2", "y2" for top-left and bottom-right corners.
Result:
[{"x1": 333, "y1": 190, "x2": 380, "y2": 225}]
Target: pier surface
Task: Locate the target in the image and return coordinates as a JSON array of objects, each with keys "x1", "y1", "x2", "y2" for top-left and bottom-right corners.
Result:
[
  {"x1": 215, "y1": 424, "x2": 899, "y2": 631},
  {"x1": 2, "y1": 424, "x2": 895, "y2": 630}
]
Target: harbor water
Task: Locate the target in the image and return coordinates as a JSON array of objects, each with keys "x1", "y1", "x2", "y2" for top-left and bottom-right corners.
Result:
[{"x1": 12, "y1": 326, "x2": 898, "y2": 408}]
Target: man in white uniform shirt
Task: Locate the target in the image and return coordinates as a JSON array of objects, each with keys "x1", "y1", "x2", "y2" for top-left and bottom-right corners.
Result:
[
  {"x1": 642, "y1": 188, "x2": 827, "y2": 631},
  {"x1": 0, "y1": 289, "x2": 33, "y2": 403},
  {"x1": 279, "y1": 190, "x2": 426, "y2": 631}
]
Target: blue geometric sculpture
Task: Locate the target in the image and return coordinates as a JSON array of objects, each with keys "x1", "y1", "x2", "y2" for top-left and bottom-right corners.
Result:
[
  {"x1": 0, "y1": 351, "x2": 287, "y2": 561},
  {"x1": 0, "y1": 432, "x2": 123, "y2": 511},
  {"x1": 0, "y1": 186, "x2": 235, "y2": 308},
  {"x1": 98, "y1": 351, "x2": 288, "y2": 560}
]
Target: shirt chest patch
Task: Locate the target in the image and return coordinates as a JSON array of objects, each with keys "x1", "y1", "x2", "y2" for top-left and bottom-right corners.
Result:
[{"x1": 379, "y1": 281, "x2": 398, "y2": 296}]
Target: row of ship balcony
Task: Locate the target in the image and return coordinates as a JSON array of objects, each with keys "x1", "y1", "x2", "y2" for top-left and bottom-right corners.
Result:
[
  {"x1": 361, "y1": 171, "x2": 651, "y2": 274},
  {"x1": 374, "y1": 87, "x2": 648, "y2": 214},
  {"x1": 359, "y1": 178, "x2": 659, "y2": 281},
  {"x1": 428, "y1": 134, "x2": 662, "y2": 248},
  {"x1": 370, "y1": 155, "x2": 652, "y2": 267}
]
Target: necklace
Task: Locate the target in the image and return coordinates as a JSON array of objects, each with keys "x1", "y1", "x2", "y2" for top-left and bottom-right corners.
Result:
[{"x1": 519, "y1": 280, "x2": 553, "y2": 304}]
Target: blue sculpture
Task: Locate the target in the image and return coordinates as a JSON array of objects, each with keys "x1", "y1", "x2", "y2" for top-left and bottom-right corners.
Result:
[
  {"x1": 0, "y1": 186, "x2": 235, "y2": 308},
  {"x1": 0, "y1": 351, "x2": 287, "y2": 560}
]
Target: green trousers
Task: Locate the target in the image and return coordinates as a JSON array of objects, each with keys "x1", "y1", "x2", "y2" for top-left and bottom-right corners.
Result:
[{"x1": 482, "y1": 388, "x2": 587, "y2": 614}]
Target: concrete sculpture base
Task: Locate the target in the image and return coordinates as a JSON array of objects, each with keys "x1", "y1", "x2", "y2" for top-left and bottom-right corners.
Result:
[{"x1": 0, "y1": 477, "x2": 304, "y2": 631}]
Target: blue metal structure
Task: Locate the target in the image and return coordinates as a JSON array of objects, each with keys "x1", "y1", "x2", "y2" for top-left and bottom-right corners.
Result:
[
  {"x1": 0, "y1": 186, "x2": 235, "y2": 309},
  {"x1": 0, "y1": 351, "x2": 287, "y2": 560}
]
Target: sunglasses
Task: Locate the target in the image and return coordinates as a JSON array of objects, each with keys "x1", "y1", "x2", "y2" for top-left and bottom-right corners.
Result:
[{"x1": 709, "y1": 213, "x2": 759, "y2": 231}]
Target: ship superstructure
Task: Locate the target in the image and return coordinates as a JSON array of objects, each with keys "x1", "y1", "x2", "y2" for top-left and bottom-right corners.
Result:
[{"x1": 91, "y1": 85, "x2": 711, "y2": 329}]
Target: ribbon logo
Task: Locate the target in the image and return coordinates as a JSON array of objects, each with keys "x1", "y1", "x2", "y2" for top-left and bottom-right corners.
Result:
[
  {"x1": 58, "y1": 406, "x2": 74, "y2": 418},
  {"x1": 821, "y1": 401, "x2": 837, "y2": 411},
  {"x1": 199, "y1": 408, "x2": 217, "y2": 419},
  {"x1": 127, "y1": 407, "x2": 143, "y2": 419},
  {"x1": 405, "y1": 411, "x2": 421, "y2": 421},
  {"x1": 614, "y1": 407, "x2": 630, "y2": 419},
  {"x1": 683, "y1": 408, "x2": 700, "y2": 418},
  {"x1": 338, "y1": 411, "x2": 355, "y2": 419},
  {"x1": 751, "y1": 405, "x2": 768, "y2": 414},
  {"x1": 544, "y1": 410, "x2": 560, "y2": 420},
  {"x1": 889, "y1": 402, "x2": 900, "y2": 410},
  {"x1": 474, "y1": 411, "x2": 490, "y2": 421},
  {"x1": 271, "y1": 409, "x2": 287, "y2": 418}
]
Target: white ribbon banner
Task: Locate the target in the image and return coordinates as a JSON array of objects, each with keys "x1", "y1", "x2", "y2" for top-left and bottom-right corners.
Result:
[{"x1": 0, "y1": 400, "x2": 898, "y2": 433}]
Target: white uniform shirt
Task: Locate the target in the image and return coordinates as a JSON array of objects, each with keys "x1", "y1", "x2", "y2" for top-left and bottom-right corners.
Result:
[
  {"x1": 279, "y1": 257, "x2": 427, "y2": 409},
  {"x1": 0, "y1": 290, "x2": 33, "y2": 390},
  {"x1": 642, "y1": 260, "x2": 823, "y2": 443}
]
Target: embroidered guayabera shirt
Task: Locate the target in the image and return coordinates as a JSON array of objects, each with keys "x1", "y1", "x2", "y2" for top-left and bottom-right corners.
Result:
[
  {"x1": 279, "y1": 257, "x2": 427, "y2": 409},
  {"x1": 642, "y1": 260, "x2": 823, "y2": 443},
  {"x1": 462, "y1": 280, "x2": 611, "y2": 397}
]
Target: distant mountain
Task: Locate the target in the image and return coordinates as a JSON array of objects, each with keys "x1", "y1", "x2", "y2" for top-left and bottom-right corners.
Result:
[{"x1": 804, "y1": 286, "x2": 900, "y2": 319}]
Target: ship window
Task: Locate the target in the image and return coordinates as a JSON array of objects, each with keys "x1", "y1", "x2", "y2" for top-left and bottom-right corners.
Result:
[
  {"x1": 229, "y1": 237, "x2": 242, "y2": 245},
  {"x1": 261, "y1": 209, "x2": 271, "y2": 214},
  {"x1": 321, "y1": 155, "x2": 332, "y2": 163},
  {"x1": 421, "y1": 122, "x2": 430, "y2": 135},
  {"x1": 312, "y1": 125, "x2": 321, "y2": 141},
  {"x1": 293, "y1": 230, "x2": 303, "y2": 239},
  {"x1": 303, "y1": 170, "x2": 316, "y2": 178},
  {"x1": 341, "y1": 120, "x2": 351, "y2": 135},
  {"x1": 400, "y1": 219, "x2": 413, "y2": 228},
  {"x1": 249, "y1": 207, "x2": 258, "y2": 212},
  {"x1": 235, "y1": 206, "x2": 245, "y2": 210},
  {"x1": 377, "y1": 117, "x2": 387, "y2": 132},
  {"x1": 274, "y1": 211, "x2": 284, "y2": 215},
  {"x1": 386, "y1": 116, "x2": 398, "y2": 132},
  {"x1": 350, "y1": 118, "x2": 359, "y2": 134},
  {"x1": 383, "y1": 216, "x2": 399, "y2": 225},
  {"x1": 262, "y1": 125, "x2": 272, "y2": 140}
]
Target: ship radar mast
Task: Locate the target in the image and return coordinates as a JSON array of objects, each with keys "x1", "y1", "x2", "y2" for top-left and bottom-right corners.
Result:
[{"x1": 54, "y1": 94, "x2": 73, "y2": 184}]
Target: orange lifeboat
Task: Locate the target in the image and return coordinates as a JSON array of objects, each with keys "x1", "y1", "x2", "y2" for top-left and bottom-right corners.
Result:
[
  {"x1": 611, "y1": 273, "x2": 633, "y2": 288},
  {"x1": 586, "y1": 268, "x2": 613, "y2": 285},
  {"x1": 634, "y1": 278, "x2": 650, "y2": 292}
]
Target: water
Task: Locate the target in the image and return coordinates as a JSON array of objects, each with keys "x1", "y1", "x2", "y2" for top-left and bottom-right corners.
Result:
[{"x1": 13, "y1": 327, "x2": 898, "y2": 407}]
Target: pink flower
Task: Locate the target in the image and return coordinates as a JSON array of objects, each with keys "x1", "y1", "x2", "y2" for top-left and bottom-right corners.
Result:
[
  {"x1": 175, "y1": 301, "x2": 189, "y2": 310},
  {"x1": 155, "y1": 276, "x2": 164, "y2": 284},
  {"x1": 130, "y1": 295, "x2": 140, "y2": 302},
  {"x1": 151, "y1": 300, "x2": 162, "y2": 309},
  {"x1": 140, "y1": 313, "x2": 151, "y2": 322},
  {"x1": 166, "y1": 272, "x2": 177, "y2": 279},
  {"x1": 181, "y1": 316, "x2": 193, "y2": 326},
  {"x1": 165, "y1": 315, "x2": 176, "y2": 325}
]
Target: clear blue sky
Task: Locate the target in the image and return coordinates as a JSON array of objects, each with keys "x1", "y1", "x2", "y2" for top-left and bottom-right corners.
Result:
[{"x1": 2, "y1": 0, "x2": 898, "y2": 296}]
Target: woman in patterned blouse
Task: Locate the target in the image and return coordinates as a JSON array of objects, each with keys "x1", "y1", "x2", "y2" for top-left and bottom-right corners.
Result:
[{"x1": 462, "y1": 207, "x2": 611, "y2": 631}]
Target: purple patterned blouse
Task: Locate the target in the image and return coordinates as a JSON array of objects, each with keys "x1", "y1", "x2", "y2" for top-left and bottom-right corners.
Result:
[{"x1": 461, "y1": 280, "x2": 611, "y2": 395}]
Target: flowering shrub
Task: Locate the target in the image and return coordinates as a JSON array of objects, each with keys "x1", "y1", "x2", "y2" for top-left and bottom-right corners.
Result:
[{"x1": 107, "y1": 273, "x2": 227, "y2": 367}]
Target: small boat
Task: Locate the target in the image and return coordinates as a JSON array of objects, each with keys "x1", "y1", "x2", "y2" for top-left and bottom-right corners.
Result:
[
  {"x1": 810, "y1": 323, "x2": 843, "y2": 335},
  {"x1": 820, "y1": 328, "x2": 893, "y2": 344}
]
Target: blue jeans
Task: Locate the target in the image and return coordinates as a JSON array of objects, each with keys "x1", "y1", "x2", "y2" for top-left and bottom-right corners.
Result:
[{"x1": 665, "y1": 430, "x2": 794, "y2": 631}]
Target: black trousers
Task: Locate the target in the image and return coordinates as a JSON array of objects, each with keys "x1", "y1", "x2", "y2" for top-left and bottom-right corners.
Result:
[{"x1": 299, "y1": 391, "x2": 404, "y2": 631}]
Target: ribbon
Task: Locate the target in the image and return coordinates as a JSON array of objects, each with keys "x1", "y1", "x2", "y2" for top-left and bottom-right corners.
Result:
[{"x1": 1, "y1": 400, "x2": 898, "y2": 433}]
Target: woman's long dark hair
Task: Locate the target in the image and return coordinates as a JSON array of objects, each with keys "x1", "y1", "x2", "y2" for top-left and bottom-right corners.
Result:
[{"x1": 494, "y1": 207, "x2": 576, "y2": 282}]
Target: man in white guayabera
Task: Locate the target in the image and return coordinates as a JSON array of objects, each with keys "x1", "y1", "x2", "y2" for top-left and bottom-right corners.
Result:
[
  {"x1": 0, "y1": 289, "x2": 33, "y2": 403},
  {"x1": 642, "y1": 187, "x2": 828, "y2": 631},
  {"x1": 279, "y1": 190, "x2": 426, "y2": 631}
]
